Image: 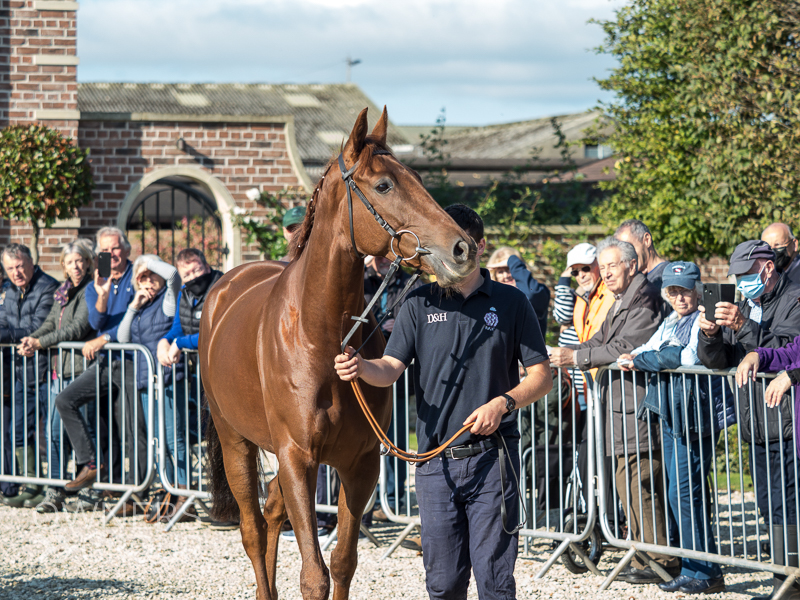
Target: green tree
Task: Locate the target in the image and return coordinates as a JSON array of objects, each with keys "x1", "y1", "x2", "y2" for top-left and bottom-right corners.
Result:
[
  {"x1": 417, "y1": 108, "x2": 464, "y2": 207},
  {"x1": 592, "y1": 0, "x2": 800, "y2": 260},
  {"x1": 232, "y1": 187, "x2": 306, "y2": 260},
  {"x1": 0, "y1": 124, "x2": 94, "y2": 263}
]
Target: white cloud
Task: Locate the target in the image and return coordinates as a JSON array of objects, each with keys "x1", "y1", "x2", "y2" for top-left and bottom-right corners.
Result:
[{"x1": 77, "y1": 0, "x2": 626, "y2": 124}]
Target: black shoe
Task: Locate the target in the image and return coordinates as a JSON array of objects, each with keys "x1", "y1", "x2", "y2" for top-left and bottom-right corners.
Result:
[
  {"x1": 678, "y1": 576, "x2": 725, "y2": 595},
  {"x1": 400, "y1": 536, "x2": 422, "y2": 552},
  {"x1": 619, "y1": 566, "x2": 671, "y2": 584},
  {"x1": 659, "y1": 574, "x2": 694, "y2": 592},
  {"x1": 207, "y1": 518, "x2": 239, "y2": 531}
]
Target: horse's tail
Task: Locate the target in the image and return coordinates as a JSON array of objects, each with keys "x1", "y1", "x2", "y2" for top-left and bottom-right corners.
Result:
[{"x1": 204, "y1": 394, "x2": 240, "y2": 521}]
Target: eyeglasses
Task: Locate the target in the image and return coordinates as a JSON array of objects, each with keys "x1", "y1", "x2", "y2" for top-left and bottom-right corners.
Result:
[
  {"x1": 570, "y1": 266, "x2": 592, "y2": 277},
  {"x1": 664, "y1": 286, "x2": 694, "y2": 298}
]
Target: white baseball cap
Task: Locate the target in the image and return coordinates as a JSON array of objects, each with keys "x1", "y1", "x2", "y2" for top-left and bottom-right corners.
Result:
[{"x1": 566, "y1": 243, "x2": 597, "y2": 268}]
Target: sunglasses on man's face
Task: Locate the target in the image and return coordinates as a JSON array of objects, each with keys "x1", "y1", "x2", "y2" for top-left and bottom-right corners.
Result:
[{"x1": 570, "y1": 266, "x2": 592, "y2": 277}]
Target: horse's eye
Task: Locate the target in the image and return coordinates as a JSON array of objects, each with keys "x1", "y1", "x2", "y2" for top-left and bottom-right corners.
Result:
[{"x1": 375, "y1": 180, "x2": 393, "y2": 194}]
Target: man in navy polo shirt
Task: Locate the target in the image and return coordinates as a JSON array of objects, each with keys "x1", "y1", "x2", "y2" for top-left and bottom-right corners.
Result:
[{"x1": 335, "y1": 204, "x2": 552, "y2": 600}]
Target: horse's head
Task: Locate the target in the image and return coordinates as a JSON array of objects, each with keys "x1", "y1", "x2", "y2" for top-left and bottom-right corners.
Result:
[{"x1": 335, "y1": 107, "x2": 478, "y2": 287}]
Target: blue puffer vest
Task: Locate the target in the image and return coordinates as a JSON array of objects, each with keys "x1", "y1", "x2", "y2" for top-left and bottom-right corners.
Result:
[{"x1": 129, "y1": 287, "x2": 180, "y2": 389}]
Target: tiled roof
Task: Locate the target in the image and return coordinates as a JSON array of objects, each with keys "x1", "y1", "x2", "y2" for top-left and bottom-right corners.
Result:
[
  {"x1": 77, "y1": 82, "x2": 408, "y2": 164},
  {"x1": 397, "y1": 110, "x2": 611, "y2": 161}
]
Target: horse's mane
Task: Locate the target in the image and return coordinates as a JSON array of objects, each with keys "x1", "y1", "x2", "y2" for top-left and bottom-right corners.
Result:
[{"x1": 287, "y1": 136, "x2": 393, "y2": 261}]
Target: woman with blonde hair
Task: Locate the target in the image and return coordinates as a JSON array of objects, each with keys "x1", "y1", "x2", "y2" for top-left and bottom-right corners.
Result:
[
  {"x1": 16, "y1": 240, "x2": 96, "y2": 511},
  {"x1": 487, "y1": 246, "x2": 550, "y2": 337}
]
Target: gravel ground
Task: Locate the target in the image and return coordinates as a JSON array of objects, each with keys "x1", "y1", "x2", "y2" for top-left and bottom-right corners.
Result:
[{"x1": 0, "y1": 501, "x2": 776, "y2": 600}]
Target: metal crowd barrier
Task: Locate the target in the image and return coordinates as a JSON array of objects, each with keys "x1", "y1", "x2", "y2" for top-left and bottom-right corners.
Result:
[
  {"x1": 518, "y1": 366, "x2": 599, "y2": 579},
  {"x1": 0, "y1": 342, "x2": 155, "y2": 523},
  {"x1": 156, "y1": 350, "x2": 379, "y2": 542},
  {"x1": 594, "y1": 363, "x2": 800, "y2": 596},
  {"x1": 377, "y1": 364, "x2": 598, "y2": 573}
]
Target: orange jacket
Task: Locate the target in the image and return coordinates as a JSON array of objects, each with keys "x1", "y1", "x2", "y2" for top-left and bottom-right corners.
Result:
[{"x1": 573, "y1": 280, "x2": 616, "y2": 383}]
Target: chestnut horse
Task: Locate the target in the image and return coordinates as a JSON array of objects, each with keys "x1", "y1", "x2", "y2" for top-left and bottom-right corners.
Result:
[{"x1": 199, "y1": 107, "x2": 478, "y2": 600}]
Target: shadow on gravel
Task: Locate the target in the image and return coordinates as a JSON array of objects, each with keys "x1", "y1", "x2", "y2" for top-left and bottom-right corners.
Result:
[{"x1": 0, "y1": 573, "x2": 144, "y2": 598}]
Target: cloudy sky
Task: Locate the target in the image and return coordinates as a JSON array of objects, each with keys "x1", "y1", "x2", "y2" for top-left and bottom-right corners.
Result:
[{"x1": 77, "y1": 0, "x2": 626, "y2": 126}]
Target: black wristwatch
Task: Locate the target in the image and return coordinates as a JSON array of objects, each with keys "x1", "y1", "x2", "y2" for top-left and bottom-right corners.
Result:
[{"x1": 501, "y1": 393, "x2": 516, "y2": 414}]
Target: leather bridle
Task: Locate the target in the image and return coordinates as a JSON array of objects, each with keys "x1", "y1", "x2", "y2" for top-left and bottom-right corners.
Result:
[{"x1": 338, "y1": 150, "x2": 428, "y2": 355}]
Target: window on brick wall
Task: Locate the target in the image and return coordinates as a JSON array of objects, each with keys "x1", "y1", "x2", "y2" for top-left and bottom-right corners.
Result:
[{"x1": 126, "y1": 177, "x2": 227, "y2": 268}]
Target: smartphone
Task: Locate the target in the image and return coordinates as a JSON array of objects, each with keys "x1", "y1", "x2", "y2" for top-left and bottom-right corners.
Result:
[
  {"x1": 97, "y1": 252, "x2": 112, "y2": 279},
  {"x1": 702, "y1": 283, "x2": 736, "y2": 323}
]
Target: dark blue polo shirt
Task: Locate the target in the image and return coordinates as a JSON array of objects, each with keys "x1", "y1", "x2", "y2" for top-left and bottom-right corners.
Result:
[{"x1": 384, "y1": 269, "x2": 548, "y2": 454}]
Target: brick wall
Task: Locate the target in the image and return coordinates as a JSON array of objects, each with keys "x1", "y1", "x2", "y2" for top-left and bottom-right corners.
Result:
[
  {"x1": 0, "y1": 0, "x2": 79, "y2": 136},
  {"x1": 0, "y1": 0, "x2": 81, "y2": 273},
  {"x1": 0, "y1": 118, "x2": 306, "y2": 273},
  {"x1": 76, "y1": 119, "x2": 304, "y2": 264}
]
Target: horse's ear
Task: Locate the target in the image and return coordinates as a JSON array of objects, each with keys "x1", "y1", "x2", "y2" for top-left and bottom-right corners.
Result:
[
  {"x1": 370, "y1": 106, "x2": 389, "y2": 145},
  {"x1": 343, "y1": 108, "x2": 369, "y2": 163}
]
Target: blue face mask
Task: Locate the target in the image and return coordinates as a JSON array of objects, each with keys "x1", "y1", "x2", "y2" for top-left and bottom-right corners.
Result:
[{"x1": 736, "y1": 265, "x2": 766, "y2": 300}]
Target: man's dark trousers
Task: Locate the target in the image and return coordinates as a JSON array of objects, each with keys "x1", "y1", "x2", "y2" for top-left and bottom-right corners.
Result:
[
  {"x1": 55, "y1": 356, "x2": 146, "y2": 486},
  {"x1": 751, "y1": 440, "x2": 797, "y2": 526},
  {"x1": 416, "y1": 444, "x2": 519, "y2": 600},
  {"x1": 1, "y1": 380, "x2": 47, "y2": 496}
]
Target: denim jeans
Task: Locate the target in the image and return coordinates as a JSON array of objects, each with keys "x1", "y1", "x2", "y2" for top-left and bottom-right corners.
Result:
[
  {"x1": 142, "y1": 380, "x2": 189, "y2": 487},
  {"x1": 662, "y1": 421, "x2": 722, "y2": 580}
]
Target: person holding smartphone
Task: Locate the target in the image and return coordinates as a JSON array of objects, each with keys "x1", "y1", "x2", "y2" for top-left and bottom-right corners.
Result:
[
  {"x1": 698, "y1": 239, "x2": 800, "y2": 600},
  {"x1": 55, "y1": 227, "x2": 136, "y2": 500}
]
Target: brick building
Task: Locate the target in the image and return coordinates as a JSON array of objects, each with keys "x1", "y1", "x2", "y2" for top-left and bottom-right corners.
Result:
[{"x1": 0, "y1": 0, "x2": 406, "y2": 276}]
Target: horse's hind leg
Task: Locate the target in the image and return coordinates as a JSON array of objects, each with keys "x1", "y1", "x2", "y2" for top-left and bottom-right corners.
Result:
[
  {"x1": 263, "y1": 474, "x2": 288, "y2": 600},
  {"x1": 330, "y1": 454, "x2": 380, "y2": 600},
  {"x1": 215, "y1": 417, "x2": 271, "y2": 600}
]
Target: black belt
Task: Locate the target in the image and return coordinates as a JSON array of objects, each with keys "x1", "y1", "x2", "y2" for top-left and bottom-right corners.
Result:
[{"x1": 443, "y1": 438, "x2": 498, "y2": 460}]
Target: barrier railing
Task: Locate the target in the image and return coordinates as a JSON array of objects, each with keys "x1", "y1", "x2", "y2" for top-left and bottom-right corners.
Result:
[
  {"x1": 377, "y1": 363, "x2": 599, "y2": 574},
  {"x1": 0, "y1": 342, "x2": 155, "y2": 523},
  {"x1": 594, "y1": 363, "x2": 800, "y2": 596},
  {"x1": 13, "y1": 337, "x2": 800, "y2": 589},
  {"x1": 518, "y1": 366, "x2": 600, "y2": 579},
  {"x1": 156, "y1": 350, "x2": 379, "y2": 542}
]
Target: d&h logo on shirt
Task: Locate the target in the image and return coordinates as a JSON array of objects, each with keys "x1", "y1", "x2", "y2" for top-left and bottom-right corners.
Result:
[{"x1": 427, "y1": 312, "x2": 447, "y2": 324}]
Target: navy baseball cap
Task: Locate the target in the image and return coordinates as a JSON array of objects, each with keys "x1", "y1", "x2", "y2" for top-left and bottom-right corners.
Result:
[
  {"x1": 727, "y1": 240, "x2": 776, "y2": 276},
  {"x1": 282, "y1": 206, "x2": 306, "y2": 228},
  {"x1": 661, "y1": 261, "x2": 701, "y2": 290}
]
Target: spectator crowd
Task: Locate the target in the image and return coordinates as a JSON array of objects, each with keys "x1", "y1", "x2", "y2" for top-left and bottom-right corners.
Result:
[{"x1": 2, "y1": 214, "x2": 800, "y2": 599}]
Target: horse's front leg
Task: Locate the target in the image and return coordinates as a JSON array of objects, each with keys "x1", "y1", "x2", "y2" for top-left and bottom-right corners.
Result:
[
  {"x1": 330, "y1": 452, "x2": 380, "y2": 600},
  {"x1": 278, "y1": 450, "x2": 330, "y2": 600}
]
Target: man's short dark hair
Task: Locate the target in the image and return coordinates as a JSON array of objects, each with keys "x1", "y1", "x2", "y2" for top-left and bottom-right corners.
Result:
[
  {"x1": 176, "y1": 248, "x2": 208, "y2": 267},
  {"x1": 444, "y1": 204, "x2": 484, "y2": 242}
]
